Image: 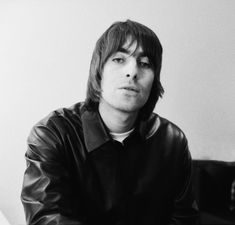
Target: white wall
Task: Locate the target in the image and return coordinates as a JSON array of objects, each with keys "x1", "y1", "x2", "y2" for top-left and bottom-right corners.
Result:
[{"x1": 0, "y1": 0, "x2": 234, "y2": 224}]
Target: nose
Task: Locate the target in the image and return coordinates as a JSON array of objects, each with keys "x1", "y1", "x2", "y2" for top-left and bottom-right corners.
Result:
[{"x1": 125, "y1": 59, "x2": 138, "y2": 80}]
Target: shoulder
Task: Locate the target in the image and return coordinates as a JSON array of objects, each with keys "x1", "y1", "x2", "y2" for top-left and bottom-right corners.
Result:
[
  {"x1": 32, "y1": 102, "x2": 84, "y2": 131},
  {"x1": 146, "y1": 113, "x2": 186, "y2": 139},
  {"x1": 27, "y1": 102, "x2": 85, "y2": 159},
  {"x1": 143, "y1": 113, "x2": 191, "y2": 164},
  {"x1": 144, "y1": 112, "x2": 188, "y2": 146},
  {"x1": 158, "y1": 114, "x2": 187, "y2": 141}
]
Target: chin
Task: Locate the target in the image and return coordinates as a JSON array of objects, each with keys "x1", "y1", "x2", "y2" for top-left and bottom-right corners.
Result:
[{"x1": 113, "y1": 102, "x2": 144, "y2": 113}]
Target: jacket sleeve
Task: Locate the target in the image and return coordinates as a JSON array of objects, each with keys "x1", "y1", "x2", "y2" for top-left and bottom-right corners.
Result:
[
  {"x1": 168, "y1": 143, "x2": 199, "y2": 225},
  {"x1": 21, "y1": 119, "x2": 87, "y2": 225}
]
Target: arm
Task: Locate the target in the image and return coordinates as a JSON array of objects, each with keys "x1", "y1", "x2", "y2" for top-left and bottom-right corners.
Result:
[
  {"x1": 21, "y1": 120, "x2": 87, "y2": 225},
  {"x1": 169, "y1": 144, "x2": 199, "y2": 225}
]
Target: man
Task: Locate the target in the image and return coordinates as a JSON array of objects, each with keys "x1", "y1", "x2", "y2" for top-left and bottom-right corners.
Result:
[{"x1": 21, "y1": 20, "x2": 199, "y2": 225}]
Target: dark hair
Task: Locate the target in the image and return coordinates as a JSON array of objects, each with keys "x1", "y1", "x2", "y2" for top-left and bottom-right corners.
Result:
[{"x1": 85, "y1": 19, "x2": 164, "y2": 121}]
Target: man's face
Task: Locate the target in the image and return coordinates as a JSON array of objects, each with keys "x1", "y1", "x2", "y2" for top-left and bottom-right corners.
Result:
[{"x1": 99, "y1": 39, "x2": 154, "y2": 114}]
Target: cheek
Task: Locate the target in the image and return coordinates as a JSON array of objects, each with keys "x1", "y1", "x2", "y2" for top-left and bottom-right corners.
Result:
[
  {"x1": 143, "y1": 74, "x2": 154, "y2": 93},
  {"x1": 100, "y1": 69, "x2": 110, "y2": 91},
  {"x1": 100, "y1": 75, "x2": 117, "y2": 95},
  {"x1": 101, "y1": 76, "x2": 114, "y2": 91},
  {"x1": 101, "y1": 70, "x2": 120, "y2": 91}
]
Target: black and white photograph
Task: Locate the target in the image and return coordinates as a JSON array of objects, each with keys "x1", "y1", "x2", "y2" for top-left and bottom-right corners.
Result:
[{"x1": 0, "y1": 1, "x2": 234, "y2": 224}]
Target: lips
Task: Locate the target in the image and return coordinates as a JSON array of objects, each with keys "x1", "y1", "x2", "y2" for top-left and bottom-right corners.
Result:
[{"x1": 119, "y1": 86, "x2": 139, "y2": 93}]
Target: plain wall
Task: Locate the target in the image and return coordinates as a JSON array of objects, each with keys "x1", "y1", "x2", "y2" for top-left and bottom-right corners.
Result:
[{"x1": 0, "y1": 0, "x2": 234, "y2": 224}]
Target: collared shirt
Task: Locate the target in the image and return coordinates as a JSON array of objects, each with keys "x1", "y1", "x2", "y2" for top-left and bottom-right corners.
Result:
[{"x1": 21, "y1": 102, "x2": 199, "y2": 225}]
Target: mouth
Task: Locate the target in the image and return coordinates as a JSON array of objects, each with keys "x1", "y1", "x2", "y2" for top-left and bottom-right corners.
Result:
[{"x1": 119, "y1": 86, "x2": 139, "y2": 93}]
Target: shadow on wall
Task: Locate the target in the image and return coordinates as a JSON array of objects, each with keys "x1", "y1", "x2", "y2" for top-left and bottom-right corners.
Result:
[{"x1": 0, "y1": 210, "x2": 11, "y2": 225}]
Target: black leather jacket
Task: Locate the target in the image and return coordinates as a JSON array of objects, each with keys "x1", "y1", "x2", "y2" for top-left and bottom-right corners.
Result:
[{"x1": 21, "y1": 102, "x2": 198, "y2": 225}]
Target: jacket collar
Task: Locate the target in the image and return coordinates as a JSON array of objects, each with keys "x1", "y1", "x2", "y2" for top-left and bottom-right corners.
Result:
[
  {"x1": 81, "y1": 108, "x2": 160, "y2": 153},
  {"x1": 81, "y1": 109, "x2": 111, "y2": 153}
]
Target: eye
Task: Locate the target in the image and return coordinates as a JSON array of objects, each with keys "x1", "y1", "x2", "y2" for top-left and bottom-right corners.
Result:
[
  {"x1": 112, "y1": 57, "x2": 125, "y2": 63},
  {"x1": 137, "y1": 57, "x2": 151, "y2": 69},
  {"x1": 138, "y1": 60, "x2": 151, "y2": 69}
]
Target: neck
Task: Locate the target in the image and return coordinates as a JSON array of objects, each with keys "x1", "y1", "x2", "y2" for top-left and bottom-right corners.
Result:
[{"x1": 98, "y1": 101, "x2": 138, "y2": 133}]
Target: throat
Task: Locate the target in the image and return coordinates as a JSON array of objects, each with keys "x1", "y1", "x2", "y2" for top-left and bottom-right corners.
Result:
[{"x1": 98, "y1": 101, "x2": 138, "y2": 133}]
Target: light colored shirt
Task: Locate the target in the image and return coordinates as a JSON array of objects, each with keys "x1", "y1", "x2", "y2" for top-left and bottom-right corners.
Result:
[{"x1": 110, "y1": 128, "x2": 135, "y2": 143}]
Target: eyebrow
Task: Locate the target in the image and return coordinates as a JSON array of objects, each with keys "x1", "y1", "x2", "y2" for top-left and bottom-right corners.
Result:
[{"x1": 117, "y1": 47, "x2": 147, "y2": 58}]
